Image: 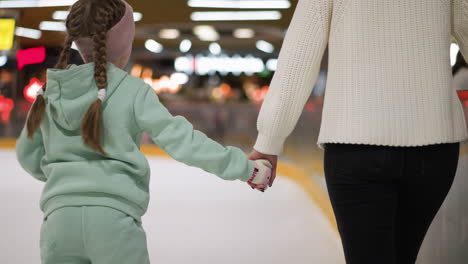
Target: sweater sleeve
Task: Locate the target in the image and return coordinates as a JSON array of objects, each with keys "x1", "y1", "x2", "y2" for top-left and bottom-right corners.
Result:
[
  {"x1": 16, "y1": 127, "x2": 47, "y2": 182},
  {"x1": 254, "y1": 0, "x2": 331, "y2": 155},
  {"x1": 133, "y1": 84, "x2": 255, "y2": 182},
  {"x1": 453, "y1": 0, "x2": 468, "y2": 60}
]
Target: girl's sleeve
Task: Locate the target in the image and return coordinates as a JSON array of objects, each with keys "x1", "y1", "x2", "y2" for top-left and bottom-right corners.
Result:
[
  {"x1": 16, "y1": 127, "x2": 47, "y2": 182},
  {"x1": 133, "y1": 84, "x2": 255, "y2": 182},
  {"x1": 254, "y1": 0, "x2": 332, "y2": 155},
  {"x1": 453, "y1": 0, "x2": 468, "y2": 60}
]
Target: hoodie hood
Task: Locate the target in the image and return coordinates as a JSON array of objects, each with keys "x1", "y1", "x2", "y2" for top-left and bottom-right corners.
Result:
[{"x1": 44, "y1": 63, "x2": 128, "y2": 131}]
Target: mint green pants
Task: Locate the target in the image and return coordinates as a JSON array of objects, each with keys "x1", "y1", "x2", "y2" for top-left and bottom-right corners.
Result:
[{"x1": 40, "y1": 206, "x2": 150, "y2": 264}]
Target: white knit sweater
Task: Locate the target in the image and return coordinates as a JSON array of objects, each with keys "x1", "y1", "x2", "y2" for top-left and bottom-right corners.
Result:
[{"x1": 254, "y1": 0, "x2": 468, "y2": 155}]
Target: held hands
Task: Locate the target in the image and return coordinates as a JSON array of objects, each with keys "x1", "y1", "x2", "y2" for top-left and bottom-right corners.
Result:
[
  {"x1": 248, "y1": 159, "x2": 273, "y2": 192},
  {"x1": 247, "y1": 151, "x2": 278, "y2": 192}
]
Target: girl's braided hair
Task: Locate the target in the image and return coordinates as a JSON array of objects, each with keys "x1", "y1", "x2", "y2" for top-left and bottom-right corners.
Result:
[{"x1": 26, "y1": 0, "x2": 126, "y2": 155}]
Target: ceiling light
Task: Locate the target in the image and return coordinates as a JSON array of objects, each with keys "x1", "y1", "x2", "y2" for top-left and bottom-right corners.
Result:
[
  {"x1": 188, "y1": 0, "x2": 291, "y2": 9},
  {"x1": 179, "y1": 39, "x2": 192, "y2": 53},
  {"x1": 0, "y1": 0, "x2": 78, "y2": 8},
  {"x1": 209, "y1": 42, "x2": 222, "y2": 55},
  {"x1": 52, "y1": 10, "x2": 143, "y2": 22},
  {"x1": 133, "y1": 12, "x2": 143, "y2": 22},
  {"x1": 159, "y1": 29, "x2": 180, "y2": 39},
  {"x1": 52, "y1": 10, "x2": 68, "y2": 20},
  {"x1": 145, "y1": 39, "x2": 163, "y2": 53},
  {"x1": 193, "y1": 25, "x2": 219, "y2": 41},
  {"x1": 233, "y1": 28, "x2": 255, "y2": 39},
  {"x1": 39, "y1": 21, "x2": 66, "y2": 31},
  {"x1": 256, "y1": 40, "x2": 274, "y2": 53},
  {"x1": 15, "y1": 27, "x2": 42, "y2": 39},
  {"x1": 191, "y1": 11, "x2": 282, "y2": 21}
]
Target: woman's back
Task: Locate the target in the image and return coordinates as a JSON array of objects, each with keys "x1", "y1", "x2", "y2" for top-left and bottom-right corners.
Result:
[
  {"x1": 254, "y1": 0, "x2": 468, "y2": 154},
  {"x1": 252, "y1": 2, "x2": 468, "y2": 262}
]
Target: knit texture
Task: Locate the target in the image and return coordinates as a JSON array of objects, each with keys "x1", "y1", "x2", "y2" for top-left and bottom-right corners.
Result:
[{"x1": 254, "y1": 0, "x2": 468, "y2": 155}]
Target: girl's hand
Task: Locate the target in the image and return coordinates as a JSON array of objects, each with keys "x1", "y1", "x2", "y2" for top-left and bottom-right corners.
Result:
[
  {"x1": 248, "y1": 159, "x2": 273, "y2": 192},
  {"x1": 249, "y1": 151, "x2": 278, "y2": 187}
]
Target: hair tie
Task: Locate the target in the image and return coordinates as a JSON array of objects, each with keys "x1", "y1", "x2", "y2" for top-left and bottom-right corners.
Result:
[
  {"x1": 36, "y1": 88, "x2": 44, "y2": 97},
  {"x1": 97, "y1": 89, "x2": 107, "y2": 101}
]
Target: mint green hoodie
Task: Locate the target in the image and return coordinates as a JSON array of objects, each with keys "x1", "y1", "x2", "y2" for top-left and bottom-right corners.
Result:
[{"x1": 16, "y1": 63, "x2": 255, "y2": 222}]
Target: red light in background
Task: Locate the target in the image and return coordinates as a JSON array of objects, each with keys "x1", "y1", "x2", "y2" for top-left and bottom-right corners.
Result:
[
  {"x1": 16, "y1": 46, "x2": 46, "y2": 70},
  {"x1": 0, "y1": 95, "x2": 14, "y2": 123},
  {"x1": 253, "y1": 86, "x2": 269, "y2": 103},
  {"x1": 24, "y1": 77, "x2": 45, "y2": 102},
  {"x1": 305, "y1": 101, "x2": 316, "y2": 112},
  {"x1": 457, "y1": 91, "x2": 468, "y2": 101}
]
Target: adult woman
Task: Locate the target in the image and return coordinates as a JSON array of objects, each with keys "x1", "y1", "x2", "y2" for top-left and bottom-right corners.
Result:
[{"x1": 250, "y1": 0, "x2": 468, "y2": 263}]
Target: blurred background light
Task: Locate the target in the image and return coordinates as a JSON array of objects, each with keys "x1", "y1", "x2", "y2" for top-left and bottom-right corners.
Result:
[
  {"x1": 23, "y1": 77, "x2": 45, "y2": 102},
  {"x1": 15, "y1": 27, "x2": 42, "y2": 39},
  {"x1": 170, "y1": 72, "x2": 189, "y2": 85},
  {"x1": 175, "y1": 54, "x2": 265, "y2": 75},
  {"x1": 256, "y1": 40, "x2": 275, "y2": 53},
  {"x1": 193, "y1": 25, "x2": 219, "y2": 41},
  {"x1": 266, "y1": 58, "x2": 278, "y2": 71},
  {"x1": 39, "y1": 21, "x2": 66, "y2": 31},
  {"x1": 233, "y1": 28, "x2": 255, "y2": 39},
  {"x1": 52, "y1": 10, "x2": 143, "y2": 22},
  {"x1": 145, "y1": 39, "x2": 164, "y2": 53},
  {"x1": 209, "y1": 42, "x2": 222, "y2": 55},
  {"x1": 0, "y1": 0, "x2": 77, "y2": 8},
  {"x1": 451, "y1": 43, "x2": 460, "y2": 66},
  {"x1": 16, "y1": 46, "x2": 46, "y2": 70},
  {"x1": 188, "y1": 0, "x2": 291, "y2": 9},
  {"x1": 179, "y1": 39, "x2": 192, "y2": 53},
  {"x1": 0, "y1": 19, "x2": 16, "y2": 50},
  {"x1": 133, "y1": 12, "x2": 143, "y2": 22},
  {"x1": 0, "y1": 95, "x2": 14, "y2": 123},
  {"x1": 174, "y1": 56, "x2": 193, "y2": 74},
  {"x1": 0, "y1": 56, "x2": 7, "y2": 67},
  {"x1": 159, "y1": 29, "x2": 180, "y2": 40},
  {"x1": 52, "y1": 10, "x2": 69, "y2": 20},
  {"x1": 191, "y1": 11, "x2": 282, "y2": 21},
  {"x1": 130, "y1": 64, "x2": 143, "y2": 77}
]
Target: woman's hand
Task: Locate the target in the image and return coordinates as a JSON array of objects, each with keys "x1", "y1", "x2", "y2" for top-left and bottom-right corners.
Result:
[
  {"x1": 248, "y1": 159, "x2": 273, "y2": 192},
  {"x1": 249, "y1": 151, "x2": 278, "y2": 187}
]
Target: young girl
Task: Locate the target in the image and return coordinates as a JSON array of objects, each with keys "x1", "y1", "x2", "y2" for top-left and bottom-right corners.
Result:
[{"x1": 15, "y1": 0, "x2": 272, "y2": 263}]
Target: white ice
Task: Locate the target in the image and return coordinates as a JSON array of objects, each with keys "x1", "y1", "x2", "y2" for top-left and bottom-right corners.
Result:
[{"x1": 0, "y1": 150, "x2": 345, "y2": 264}]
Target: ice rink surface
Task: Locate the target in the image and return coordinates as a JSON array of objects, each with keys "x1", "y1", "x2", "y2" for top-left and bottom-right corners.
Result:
[{"x1": 0, "y1": 150, "x2": 345, "y2": 264}]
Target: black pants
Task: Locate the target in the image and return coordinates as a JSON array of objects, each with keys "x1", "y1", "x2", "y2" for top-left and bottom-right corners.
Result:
[{"x1": 324, "y1": 142, "x2": 460, "y2": 264}]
